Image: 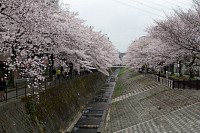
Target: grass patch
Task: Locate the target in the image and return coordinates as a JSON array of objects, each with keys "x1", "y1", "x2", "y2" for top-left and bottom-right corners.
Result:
[
  {"x1": 113, "y1": 82, "x2": 123, "y2": 98},
  {"x1": 118, "y1": 67, "x2": 129, "y2": 77}
]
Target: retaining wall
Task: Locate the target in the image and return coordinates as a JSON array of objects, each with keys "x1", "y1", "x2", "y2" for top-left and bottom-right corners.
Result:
[{"x1": 0, "y1": 73, "x2": 107, "y2": 133}]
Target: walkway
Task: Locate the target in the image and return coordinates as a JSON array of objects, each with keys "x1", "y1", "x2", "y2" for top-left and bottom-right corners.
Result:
[{"x1": 107, "y1": 68, "x2": 200, "y2": 133}]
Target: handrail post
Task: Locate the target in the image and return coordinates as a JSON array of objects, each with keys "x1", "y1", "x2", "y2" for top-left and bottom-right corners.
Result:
[
  {"x1": 25, "y1": 81, "x2": 27, "y2": 96},
  {"x1": 178, "y1": 79, "x2": 179, "y2": 89},
  {"x1": 45, "y1": 77, "x2": 47, "y2": 90},
  {"x1": 16, "y1": 83, "x2": 18, "y2": 98},
  {"x1": 171, "y1": 80, "x2": 173, "y2": 88},
  {"x1": 59, "y1": 76, "x2": 61, "y2": 84},
  {"x1": 5, "y1": 85, "x2": 7, "y2": 102},
  {"x1": 50, "y1": 77, "x2": 52, "y2": 86},
  {"x1": 33, "y1": 86, "x2": 35, "y2": 95}
]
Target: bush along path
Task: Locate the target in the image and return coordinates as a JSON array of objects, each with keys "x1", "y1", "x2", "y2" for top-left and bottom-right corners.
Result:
[{"x1": 107, "y1": 68, "x2": 200, "y2": 133}]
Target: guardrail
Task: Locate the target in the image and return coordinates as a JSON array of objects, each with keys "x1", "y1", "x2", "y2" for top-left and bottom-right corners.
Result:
[
  {"x1": 144, "y1": 73, "x2": 200, "y2": 91},
  {"x1": 173, "y1": 79, "x2": 199, "y2": 90},
  {"x1": 3, "y1": 73, "x2": 92, "y2": 102}
]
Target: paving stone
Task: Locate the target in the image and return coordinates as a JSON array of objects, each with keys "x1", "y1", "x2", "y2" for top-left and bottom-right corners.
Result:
[{"x1": 109, "y1": 70, "x2": 200, "y2": 133}]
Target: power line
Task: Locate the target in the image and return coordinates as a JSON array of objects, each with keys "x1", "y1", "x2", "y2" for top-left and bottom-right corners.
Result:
[
  {"x1": 161, "y1": 0, "x2": 191, "y2": 7},
  {"x1": 127, "y1": 0, "x2": 165, "y2": 12},
  {"x1": 144, "y1": 0, "x2": 171, "y2": 10},
  {"x1": 173, "y1": 0, "x2": 192, "y2": 6},
  {"x1": 161, "y1": 0, "x2": 181, "y2": 6},
  {"x1": 111, "y1": 0, "x2": 164, "y2": 18}
]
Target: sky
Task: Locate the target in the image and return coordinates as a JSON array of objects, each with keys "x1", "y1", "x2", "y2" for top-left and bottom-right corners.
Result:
[{"x1": 60, "y1": 0, "x2": 193, "y2": 53}]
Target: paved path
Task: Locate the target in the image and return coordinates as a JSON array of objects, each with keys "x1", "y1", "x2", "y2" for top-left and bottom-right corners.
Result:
[{"x1": 108, "y1": 68, "x2": 200, "y2": 133}]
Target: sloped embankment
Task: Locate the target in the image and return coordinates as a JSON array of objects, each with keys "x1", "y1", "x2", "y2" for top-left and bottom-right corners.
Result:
[
  {"x1": 0, "y1": 72, "x2": 107, "y2": 133},
  {"x1": 112, "y1": 68, "x2": 154, "y2": 98},
  {"x1": 110, "y1": 68, "x2": 200, "y2": 133}
]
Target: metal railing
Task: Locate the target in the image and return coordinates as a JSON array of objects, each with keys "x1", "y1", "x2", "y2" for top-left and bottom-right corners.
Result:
[
  {"x1": 3, "y1": 73, "x2": 92, "y2": 102},
  {"x1": 173, "y1": 79, "x2": 199, "y2": 90},
  {"x1": 144, "y1": 73, "x2": 200, "y2": 91}
]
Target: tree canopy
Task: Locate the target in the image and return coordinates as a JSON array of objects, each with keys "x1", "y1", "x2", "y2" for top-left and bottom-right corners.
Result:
[
  {"x1": 124, "y1": 0, "x2": 200, "y2": 71},
  {"x1": 0, "y1": 0, "x2": 120, "y2": 85}
]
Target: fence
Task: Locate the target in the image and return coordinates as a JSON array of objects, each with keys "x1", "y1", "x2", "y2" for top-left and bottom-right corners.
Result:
[
  {"x1": 173, "y1": 79, "x2": 199, "y2": 90},
  {"x1": 3, "y1": 73, "x2": 92, "y2": 102},
  {"x1": 144, "y1": 73, "x2": 200, "y2": 91},
  {"x1": 145, "y1": 74, "x2": 173, "y2": 89}
]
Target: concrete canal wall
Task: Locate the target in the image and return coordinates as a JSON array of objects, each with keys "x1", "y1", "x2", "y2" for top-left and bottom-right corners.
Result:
[{"x1": 0, "y1": 72, "x2": 108, "y2": 133}]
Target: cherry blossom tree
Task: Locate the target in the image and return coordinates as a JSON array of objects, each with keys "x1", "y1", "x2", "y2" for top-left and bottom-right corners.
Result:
[
  {"x1": 123, "y1": 35, "x2": 186, "y2": 73},
  {"x1": 125, "y1": 0, "x2": 200, "y2": 77},
  {"x1": 147, "y1": 0, "x2": 200, "y2": 68},
  {"x1": 0, "y1": 0, "x2": 120, "y2": 88}
]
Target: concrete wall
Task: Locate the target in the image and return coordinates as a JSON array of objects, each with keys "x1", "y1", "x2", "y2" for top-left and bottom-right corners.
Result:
[
  {"x1": 0, "y1": 100, "x2": 38, "y2": 133},
  {"x1": 0, "y1": 73, "x2": 107, "y2": 133}
]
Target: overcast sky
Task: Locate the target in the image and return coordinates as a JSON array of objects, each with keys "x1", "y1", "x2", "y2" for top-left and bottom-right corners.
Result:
[{"x1": 60, "y1": 0, "x2": 193, "y2": 53}]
